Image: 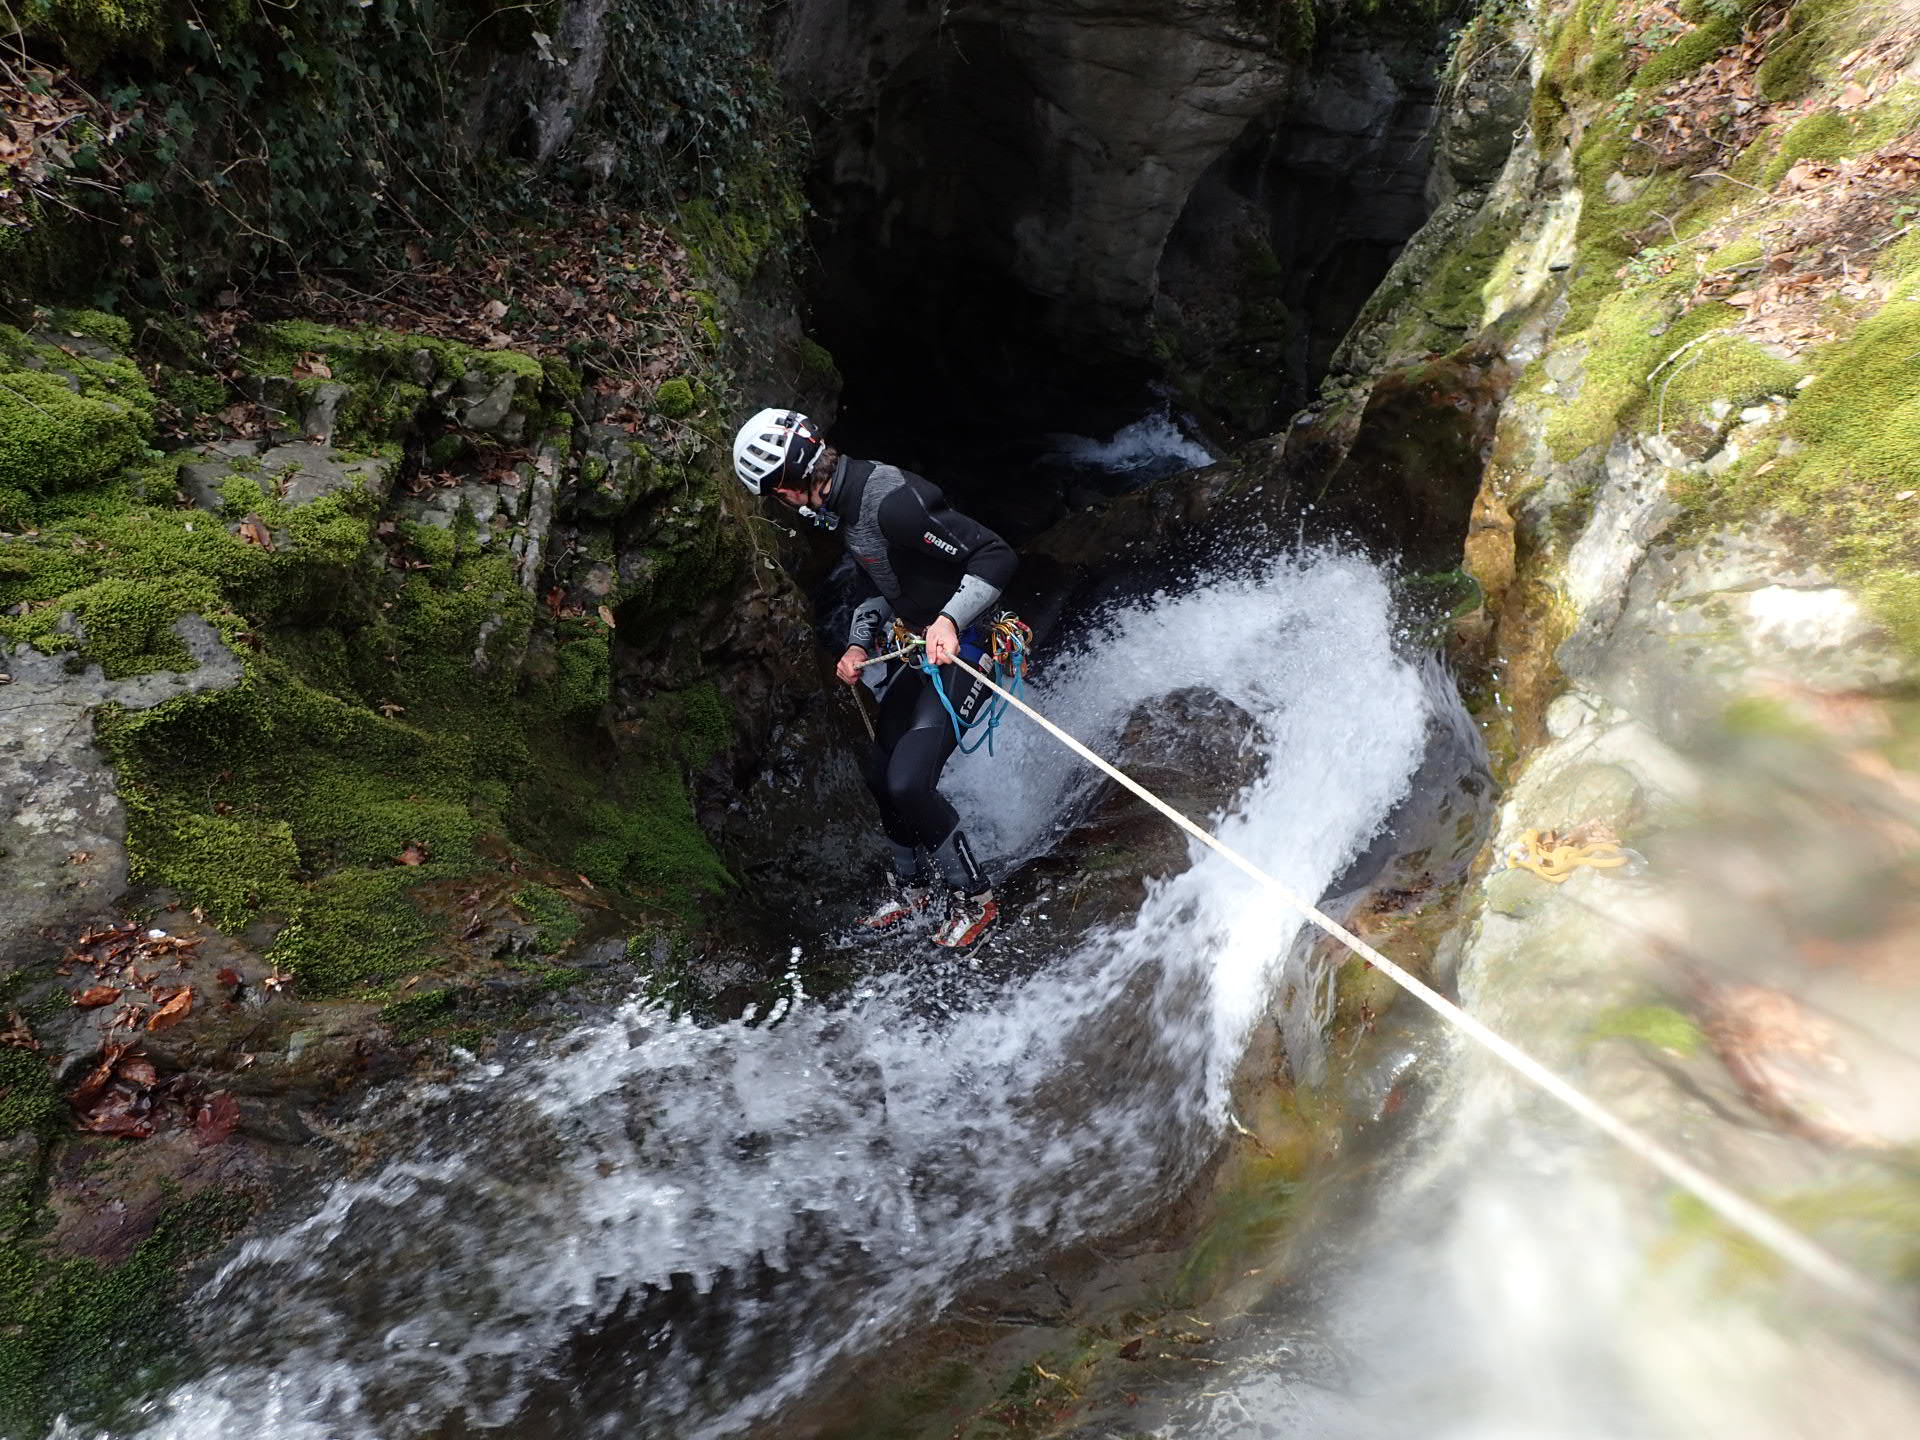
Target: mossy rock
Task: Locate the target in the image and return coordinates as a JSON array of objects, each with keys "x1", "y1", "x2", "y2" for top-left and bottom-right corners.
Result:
[{"x1": 0, "y1": 325, "x2": 155, "y2": 503}]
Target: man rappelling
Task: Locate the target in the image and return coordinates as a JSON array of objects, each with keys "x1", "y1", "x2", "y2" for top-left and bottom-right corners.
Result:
[{"x1": 732, "y1": 408, "x2": 1018, "y2": 949}]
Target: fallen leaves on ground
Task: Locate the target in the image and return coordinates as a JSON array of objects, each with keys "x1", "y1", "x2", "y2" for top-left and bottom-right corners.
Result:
[
  {"x1": 147, "y1": 986, "x2": 193, "y2": 1031},
  {"x1": 1685, "y1": 142, "x2": 1920, "y2": 350},
  {"x1": 193, "y1": 1091, "x2": 241, "y2": 1146}
]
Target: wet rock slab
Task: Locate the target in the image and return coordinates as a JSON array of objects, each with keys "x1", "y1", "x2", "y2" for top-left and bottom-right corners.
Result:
[{"x1": 0, "y1": 618, "x2": 244, "y2": 969}]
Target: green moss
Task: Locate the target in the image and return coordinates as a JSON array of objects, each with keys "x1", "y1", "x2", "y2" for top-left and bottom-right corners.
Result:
[
  {"x1": 675, "y1": 189, "x2": 804, "y2": 287},
  {"x1": 1656, "y1": 334, "x2": 1803, "y2": 426},
  {"x1": 18, "y1": 0, "x2": 170, "y2": 64},
  {"x1": 1632, "y1": 13, "x2": 1738, "y2": 92},
  {"x1": 269, "y1": 867, "x2": 440, "y2": 996},
  {"x1": 379, "y1": 988, "x2": 459, "y2": 1040},
  {"x1": 797, "y1": 337, "x2": 840, "y2": 390},
  {"x1": 237, "y1": 322, "x2": 550, "y2": 446},
  {"x1": 541, "y1": 357, "x2": 583, "y2": 401},
  {"x1": 513, "y1": 885, "x2": 582, "y2": 953},
  {"x1": 15, "y1": 577, "x2": 201, "y2": 678},
  {"x1": 1589, "y1": 1003, "x2": 1703, "y2": 1056},
  {"x1": 426, "y1": 433, "x2": 470, "y2": 467},
  {"x1": 46, "y1": 309, "x2": 134, "y2": 353},
  {"x1": 655, "y1": 377, "x2": 697, "y2": 418},
  {"x1": 1756, "y1": 0, "x2": 1851, "y2": 101},
  {"x1": 1540, "y1": 292, "x2": 1727, "y2": 459},
  {"x1": 572, "y1": 771, "x2": 732, "y2": 908},
  {"x1": 0, "y1": 1046, "x2": 58, "y2": 1136},
  {"x1": 161, "y1": 370, "x2": 228, "y2": 419},
  {"x1": 677, "y1": 680, "x2": 733, "y2": 768},
  {"x1": 1763, "y1": 110, "x2": 1858, "y2": 184},
  {"x1": 1666, "y1": 1175, "x2": 1920, "y2": 1292},
  {"x1": 0, "y1": 1192, "x2": 251, "y2": 1437},
  {"x1": 122, "y1": 796, "x2": 300, "y2": 927},
  {"x1": 0, "y1": 336, "x2": 155, "y2": 500},
  {"x1": 1711, "y1": 292, "x2": 1920, "y2": 651},
  {"x1": 555, "y1": 631, "x2": 611, "y2": 717},
  {"x1": 1410, "y1": 204, "x2": 1529, "y2": 339},
  {"x1": 1720, "y1": 695, "x2": 1818, "y2": 738},
  {"x1": 480, "y1": 350, "x2": 545, "y2": 384}
]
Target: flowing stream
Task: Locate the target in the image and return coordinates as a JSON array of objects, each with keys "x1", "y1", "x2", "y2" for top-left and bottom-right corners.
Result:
[{"x1": 101, "y1": 547, "x2": 1433, "y2": 1440}]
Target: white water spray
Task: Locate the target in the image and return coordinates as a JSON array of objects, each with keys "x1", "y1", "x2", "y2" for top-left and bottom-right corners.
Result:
[
  {"x1": 1043, "y1": 405, "x2": 1216, "y2": 486},
  {"x1": 106, "y1": 552, "x2": 1428, "y2": 1440}
]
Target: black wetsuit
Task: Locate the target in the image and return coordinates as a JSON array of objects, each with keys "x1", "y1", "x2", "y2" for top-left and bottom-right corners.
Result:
[{"x1": 824, "y1": 457, "x2": 1018, "y2": 893}]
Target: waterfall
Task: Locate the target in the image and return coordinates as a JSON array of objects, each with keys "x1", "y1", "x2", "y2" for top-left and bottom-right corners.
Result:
[{"x1": 101, "y1": 550, "x2": 1430, "y2": 1440}]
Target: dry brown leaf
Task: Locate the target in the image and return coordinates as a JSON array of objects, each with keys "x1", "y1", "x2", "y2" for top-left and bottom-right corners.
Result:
[
  {"x1": 147, "y1": 987, "x2": 193, "y2": 1031},
  {"x1": 194, "y1": 1091, "x2": 241, "y2": 1146},
  {"x1": 597, "y1": 604, "x2": 616, "y2": 628},
  {"x1": 73, "y1": 986, "x2": 121, "y2": 1008},
  {"x1": 69, "y1": 1044, "x2": 125, "y2": 1108},
  {"x1": 116, "y1": 1053, "x2": 158, "y2": 1087},
  {"x1": 397, "y1": 842, "x2": 429, "y2": 866},
  {"x1": 237, "y1": 516, "x2": 274, "y2": 549}
]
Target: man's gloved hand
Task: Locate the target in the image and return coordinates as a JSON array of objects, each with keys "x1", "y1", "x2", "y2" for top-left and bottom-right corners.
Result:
[
  {"x1": 924, "y1": 615, "x2": 960, "y2": 666},
  {"x1": 835, "y1": 646, "x2": 870, "y2": 685}
]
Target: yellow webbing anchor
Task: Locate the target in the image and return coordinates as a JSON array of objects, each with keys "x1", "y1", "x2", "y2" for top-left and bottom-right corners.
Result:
[{"x1": 1506, "y1": 827, "x2": 1631, "y2": 884}]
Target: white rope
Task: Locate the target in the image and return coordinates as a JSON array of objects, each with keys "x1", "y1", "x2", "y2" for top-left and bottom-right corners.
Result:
[
  {"x1": 858, "y1": 642, "x2": 922, "y2": 667},
  {"x1": 933, "y1": 647, "x2": 1919, "y2": 1338}
]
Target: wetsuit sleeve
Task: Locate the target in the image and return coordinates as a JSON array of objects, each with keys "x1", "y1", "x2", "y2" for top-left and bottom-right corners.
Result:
[{"x1": 879, "y1": 476, "x2": 1019, "y2": 630}]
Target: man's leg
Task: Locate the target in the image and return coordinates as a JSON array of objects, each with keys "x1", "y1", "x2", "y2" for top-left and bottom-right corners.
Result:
[
  {"x1": 856, "y1": 669, "x2": 936, "y2": 928},
  {"x1": 878, "y1": 667, "x2": 999, "y2": 947}
]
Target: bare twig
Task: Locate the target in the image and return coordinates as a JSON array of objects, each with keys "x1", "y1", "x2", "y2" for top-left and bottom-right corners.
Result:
[{"x1": 1695, "y1": 168, "x2": 1771, "y2": 195}]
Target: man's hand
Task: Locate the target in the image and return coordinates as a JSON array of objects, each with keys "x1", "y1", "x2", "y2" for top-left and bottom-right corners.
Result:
[
  {"x1": 835, "y1": 646, "x2": 870, "y2": 685},
  {"x1": 924, "y1": 615, "x2": 960, "y2": 666}
]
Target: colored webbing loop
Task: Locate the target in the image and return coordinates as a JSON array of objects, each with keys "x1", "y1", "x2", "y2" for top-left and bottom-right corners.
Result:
[{"x1": 885, "y1": 615, "x2": 1034, "y2": 755}]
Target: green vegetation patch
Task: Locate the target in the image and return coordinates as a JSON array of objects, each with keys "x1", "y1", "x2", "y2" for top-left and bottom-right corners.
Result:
[
  {"x1": 0, "y1": 1190, "x2": 254, "y2": 1438},
  {"x1": 1710, "y1": 289, "x2": 1920, "y2": 650},
  {"x1": 654, "y1": 377, "x2": 698, "y2": 418},
  {"x1": 0, "y1": 325, "x2": 155, "y2": 512},
  {"x1": 1654, "y1": 333, "x2": 1804, "y2": 429},
  {"x1": 1589, "y1": 1002, "x2": 1704, "y2": 1056},
  {"x1": 237, "y1": 322, "x2": 551, "y2": 447},
  {"x1": 0, "y1": 1046, "x2": 59, "y2": 1138},
  {"x1": 512, "y1": 884, "x2": 583, "y2": 954},
  {"x1": 1756, "y1": 0, "x2": 1862, "y2": 101},
  {"x1": 0, "y1": 457, "x2": 380, "y2": 676},
  {"x1": 1538, "y1": 291, "x2": 1727, "y2": 459}
]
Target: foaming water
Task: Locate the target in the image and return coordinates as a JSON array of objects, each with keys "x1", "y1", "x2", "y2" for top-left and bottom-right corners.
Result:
[
  {"x1": 103, "y1": 551, "x2": 1427, "y2": 1440},
  {"x1": 1043, "y1": 405, "x2": 1215, "y2": 487}
]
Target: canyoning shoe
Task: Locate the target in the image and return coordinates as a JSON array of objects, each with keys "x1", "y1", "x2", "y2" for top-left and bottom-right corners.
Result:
[
  {"x1": 932, "y1": 889, "x2": 998, "y2": 949},
  {"x1": 859, "y1": 879, "x2": 933, "y2": 930}
]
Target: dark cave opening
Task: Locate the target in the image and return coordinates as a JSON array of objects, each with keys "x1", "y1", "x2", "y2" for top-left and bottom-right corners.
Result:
[{"x1": 779, "y1": 11, "x2": 1456, "y2": 543}]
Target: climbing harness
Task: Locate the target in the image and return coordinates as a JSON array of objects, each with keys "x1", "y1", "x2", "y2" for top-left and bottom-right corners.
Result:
[
  {"x1": 1505, "y1": 826, "x2": 1631, "y2": 883},
  {"x1": 885, "y1": 613, "x2": 1034, "y2": 756},
  {"x1": 932, "y1": 650, "x2": 1918, "y2": 1339}
]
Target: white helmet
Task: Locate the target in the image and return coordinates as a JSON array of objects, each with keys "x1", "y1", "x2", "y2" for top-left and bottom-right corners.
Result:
[{"x1": 732, "y1": 408, "x2": 823, "y2": 495}]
